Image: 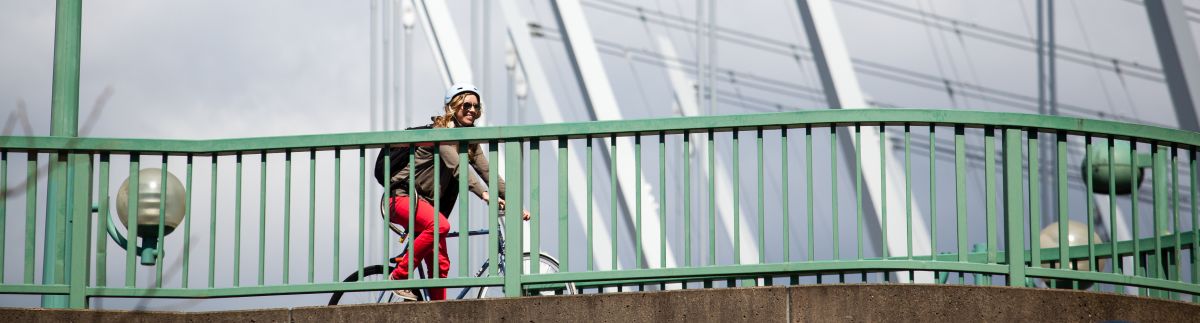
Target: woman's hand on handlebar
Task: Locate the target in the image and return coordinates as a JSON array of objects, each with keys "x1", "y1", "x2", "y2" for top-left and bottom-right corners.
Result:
[
  {"x1": 494, "y1": 198, "x2": 531, "y2": 221},
  {"x1": 481, "y1": 193, "x2": 531, "y2": 221}
]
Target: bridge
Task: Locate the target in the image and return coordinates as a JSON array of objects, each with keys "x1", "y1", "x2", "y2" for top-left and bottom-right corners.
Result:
[
  {"x1": 4, "y1": 0, "x2": 1200, "y2": 320},
  {"x1": 3, "y1": 108, "x2": 1200, "y2": 314}
]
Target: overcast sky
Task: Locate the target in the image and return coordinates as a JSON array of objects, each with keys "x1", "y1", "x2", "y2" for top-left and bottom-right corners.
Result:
[{"x1": 2, "y1": 0, "x2": 1200, "y2": 311}]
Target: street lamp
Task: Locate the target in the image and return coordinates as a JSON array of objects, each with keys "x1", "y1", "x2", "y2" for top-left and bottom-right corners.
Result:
[
  {"x1": 108, "y1": 168, "x2": 187, "y2": 265},
  {"x1": 1038, "y1": 220, "x2": 1108, "y2": 289},
  {"x1": 1081, "y1": 141, "x2": 1144, "y2": 195}
]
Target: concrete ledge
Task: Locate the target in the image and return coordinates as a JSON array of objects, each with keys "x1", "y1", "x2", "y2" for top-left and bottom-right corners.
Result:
[
  {"x1": 291, "y1": 286, "x2": 786, "y2": 322},
  {"x1": 2, "y1": 284, "x2": 1197, "y2": 322},
  {"x1": 789, "y1": 284, "x2": 1199, "y2": 323}
]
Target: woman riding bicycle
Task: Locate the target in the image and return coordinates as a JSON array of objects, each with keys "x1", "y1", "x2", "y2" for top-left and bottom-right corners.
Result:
[{"x1": 385, "y1": 83, "x2": 529, "y2": 301}]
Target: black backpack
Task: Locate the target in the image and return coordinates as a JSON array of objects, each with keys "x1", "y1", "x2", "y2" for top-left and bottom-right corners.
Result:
[{"x1": 374, "y1": 124, "x2": 433, "y2": 187}]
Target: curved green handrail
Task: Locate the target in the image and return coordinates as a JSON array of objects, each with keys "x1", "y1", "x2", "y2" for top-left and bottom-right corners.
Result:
[{"x1": 1, "y1": 109, "x2": 1197, "y2": 154}]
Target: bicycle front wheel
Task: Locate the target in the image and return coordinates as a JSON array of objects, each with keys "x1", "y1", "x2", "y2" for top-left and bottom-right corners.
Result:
[
  {"x1": 328, "y1": 265, "x2": 425, "y2": 305},
  {"x1": 473, "y1": 252, "x2": 577, "y2": 298}
]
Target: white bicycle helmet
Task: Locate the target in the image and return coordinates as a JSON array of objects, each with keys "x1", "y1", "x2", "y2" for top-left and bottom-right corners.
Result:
[{"x1": 444, "y1": 83, "x2": 481, "y2": 105}]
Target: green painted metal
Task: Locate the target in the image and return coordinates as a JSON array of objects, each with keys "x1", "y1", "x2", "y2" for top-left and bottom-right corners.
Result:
[
  {"x1": 532, "y1": 140, "x2": 541, "y2": 274},
  {"x1": 0, "y1": 284, "x2": 70, "y2": 295},
  {"x1": 156, "y1": 157, "x2": 167, "y2": 287},
  {"x1": 1057, "y1": 133, "x2": 1069, "y2": 286},
  {"x1": 522, "y1": 260, "x2": 1010, "y2": 285},
  {"x1": 1107, "y1": 139, "x2": 1118, "y2": 274},
  {"x1": 757, "y1": 128, "x2": 764, "y2": 264},
  {"x1": 806, "y1": 126, "x2": 813, "y2": 263},
  {"x1": 1171, "y1": 148, "x2": 1182, "y2": 283},
  {"x1": 332, "y1": 149, "x2": 341, "y2": 282},
  {"x1": 459, "y1": 141, "x2": 470, "y2": 277},
  {"x1": 587, "y1": 136, "x2": 593, "y2": 272},
  {"x1": 283, "y1": 151, "x2": 292, "y2": 284},
  {"x1": 402, "y1": 146, "x2": 413, "y2": 278},
  {"x1": 235, "y1": 153, "x2": 243, "y2": 287},
  {"x1": 708, "y1": 130, "x2": 716, "y2": 267},
  {"x1": 1028, "y1": 133, "x2": 1041, "y2": 271},
  {"x1": 84, "y1": 277, "x2": 504, "y2": 298},
  {"x1": 433, "y1": 143, "x2": 441, "y2": 279},
  {"x1": 1003, "y1": 128, "x2": 1026, "y2": 286},
  {"x1": 880, "y1": 126, "x2": 888, "y2": 263},
  {"x1": 1085, "y1": 137, "x2": 1097, "y2": 273},
  {"x1": 830, "y1": 127, "x2": 839, "y2": 263},
  {"x1": 905, "y1": 125, "x2": 912, "y2": 265},
  {"x1": 126, "y1": 154, "x2": 138, "y2": 287},
  {"x1": 781, "y1": 129, "x2": 789, "y2": 263},
  {"x1": 356, "y1": 148, "x2": 364, "y2": 282},
  {"x1": 1131, "y1": 143, "x2": 1142, "y2": 293},
  {"x1": 733, "y1": 130, "x2": 741, "y2": 266},
  {"x1": 929, "y1": 127, "x2": 937, "y2": 278},
  {"x1": 258, "y1": 152, "x2": 267, "y2": 286},
  {"x1": 209, "y1": 155, "x2": 218, "y2": 288},
  {"x1": 307, "y1": 150, "x2": 315, "y2": 283},
  {"x1": 634, "y1": 135, "x2": 641, "y2": 269},
  {"x1": 488, "y1": 141, "x2": 499, "y2": 277},
  {"x1": 66, "y1": 153, "x2": 87, "y2": 307},
  {"x1": 557, "y1": 138, "x2": 567, "y2": 273},
  {"x1": 1154, "y1": 145, "x2": 1167, "y2": 281},
  {"x1": 855, "y1": 125, "x2": 863, "y2": 261},
  {"x1": 183, "y1": 155, "x2": 194, "y2": 287},
  {"x1": 8, "y1": 110, "x2": 1200, "y2": 154},
  {"x1": 610, "y1": 134, "x2": 618, "y2": 271},
  {"x1": 659, "y1": 132, "x2": 666, "y2": 269},
  {"x1": 984, "y1": 128, "x2": 997, "y2": 286},
  {"x1": 96, "y1": 154, "x2": 108, "y2": 287},
  {"x1": 684, "y1": 131, "x2": 691, "y2": 267},
  {"x1": 47, "y1": 0, "x2": 82, "y2": 309},
  {"x1": 955, "y1": 126, "x2": 967, "y2": 264},
  {"x1": 6, "y1": 109, "x2": 1200, "y2": 306},
  {"x1": 503, "y1": 141, "x2": 523, "y2": 296}
]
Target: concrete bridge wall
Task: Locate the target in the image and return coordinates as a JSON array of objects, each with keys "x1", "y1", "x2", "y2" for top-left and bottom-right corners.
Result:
[{"x1": 2, "y1": 284, "x2": 1197, "y2": 322}]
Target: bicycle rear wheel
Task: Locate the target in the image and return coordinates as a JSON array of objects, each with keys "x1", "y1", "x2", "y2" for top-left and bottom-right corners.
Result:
[
  {"x1": 473, "y1": 252, "x2": 577, "y2": 298},
  {"x1": 328, "y1": 265, "x2": 426, "y2": 305}
]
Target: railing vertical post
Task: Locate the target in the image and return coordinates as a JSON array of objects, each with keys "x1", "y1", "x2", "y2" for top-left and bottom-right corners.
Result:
[
  {"x1": 47, "y1": 0, "x2": 83, "y2": 309},
  {"x1": 1003, "y1": 128, "x2": 1027, "y2": 287},
  {"x1": 67, "y1": 152, "x2": 89, "y2": 308},
  {"x1": 1152, "y1": 144, "x2": 1168, "y2": 285},
  {"x1": 504, "y1": 139, "x2": 525, "y2": 297}
]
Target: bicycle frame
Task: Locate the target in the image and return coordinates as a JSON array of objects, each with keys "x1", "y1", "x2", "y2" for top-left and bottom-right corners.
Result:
[{"x1": 387, "y1": 215, "x2": 511, "y2": 300}]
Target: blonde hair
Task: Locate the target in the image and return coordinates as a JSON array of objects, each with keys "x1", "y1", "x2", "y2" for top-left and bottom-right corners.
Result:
[{"x1": 433, "y1": 93, "x2": 481, "y2": 128}]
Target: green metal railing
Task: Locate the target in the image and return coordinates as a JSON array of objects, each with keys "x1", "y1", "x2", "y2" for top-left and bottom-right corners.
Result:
[{"x1": 1, "y1": 109, "x2": 1198, "y2": 308}]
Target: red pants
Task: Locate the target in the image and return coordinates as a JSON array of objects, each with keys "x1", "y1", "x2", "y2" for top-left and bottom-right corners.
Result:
[{"x1": 388, "y1": 195, "x2": 452, "y2": 300}]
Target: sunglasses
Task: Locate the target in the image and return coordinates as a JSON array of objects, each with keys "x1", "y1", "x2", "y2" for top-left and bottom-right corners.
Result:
[{"x1": 461, "y1": 102, "x2": 482, "y2": 112}]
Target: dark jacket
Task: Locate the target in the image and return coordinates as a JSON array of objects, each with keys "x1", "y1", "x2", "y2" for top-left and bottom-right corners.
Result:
[{"x1": 390, "y1": 136, "x2": 505, "y2": 216}]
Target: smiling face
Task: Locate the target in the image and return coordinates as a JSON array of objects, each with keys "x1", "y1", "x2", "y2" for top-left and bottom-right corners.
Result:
[{"x1": 453, "y1": 93, "x2": 480, "y2": 127}]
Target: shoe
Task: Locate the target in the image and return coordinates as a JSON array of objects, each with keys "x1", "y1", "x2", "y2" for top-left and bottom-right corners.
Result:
[{"x1": 392, "y1": 289, "x2": 418, "y2": 301}]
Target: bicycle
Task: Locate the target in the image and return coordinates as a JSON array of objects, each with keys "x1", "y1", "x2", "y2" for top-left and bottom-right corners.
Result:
[{"x1": 328, "y1": 195, "x2": 575, "y2": 305}]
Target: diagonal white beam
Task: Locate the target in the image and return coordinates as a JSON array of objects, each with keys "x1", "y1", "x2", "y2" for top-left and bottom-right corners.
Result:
[
  {"x1": 546, "y1": 0, "x2": 681, "y2": 270},
  {"x1": 413, "y1": 0, "x2": 473, "y2": 86},
  {"x1": 656, "y1": 34, "x2": 761, "y2": 267},
  {"x1": 795, "y1": 0, "x2": 932, "y2": 283},
  {"x1": 498, "y1": 0, "x2": 618, "y2": 269}
]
